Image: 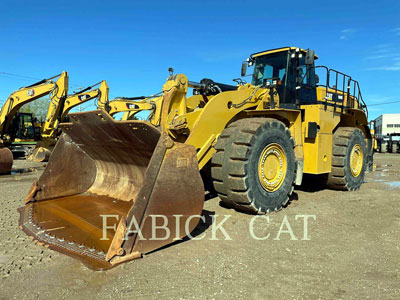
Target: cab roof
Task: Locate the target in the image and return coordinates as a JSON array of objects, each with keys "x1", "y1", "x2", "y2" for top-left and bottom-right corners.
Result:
[{"x1": 250, "y1": 47, "x2": 318, "y2": 59}]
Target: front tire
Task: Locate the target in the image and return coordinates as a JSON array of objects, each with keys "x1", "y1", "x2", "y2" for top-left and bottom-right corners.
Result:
[{"x1": 211, "y1": 118, "x2": 296, "y2": 214}]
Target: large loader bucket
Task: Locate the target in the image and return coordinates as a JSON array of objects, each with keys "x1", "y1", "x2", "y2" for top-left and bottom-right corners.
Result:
[
  {"x1": 0, "y1": 140, "x2": 13, "y2": 174},
  {"x1": 18, "y1": 110, "x2": 204, "y2": 270}
]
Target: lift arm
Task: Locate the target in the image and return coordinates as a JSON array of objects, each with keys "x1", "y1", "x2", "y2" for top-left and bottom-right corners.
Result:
[{"x1": 0, "y1": 72, "x2": 68, "y2": 135}]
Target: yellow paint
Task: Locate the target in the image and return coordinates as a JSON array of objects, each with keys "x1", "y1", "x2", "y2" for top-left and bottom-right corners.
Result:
[
  {"x1": 350, "y1": 144, "x2": 363, "y2": 177},
  {"x1": 106, "y1": 96, "x2": 162, "y2": 126},
  {"x1": 40, "y1": 72, "x2": 69, "y2": 138},
  {"x1": 251, "y1": 47, "x2": 318, "y2": 59},
  {"x1": 258, "y1": 143, "x2": 287, "y2": 192},
  {"x1": 301, "y1": 105, "x2": 341, "y2": 174}
]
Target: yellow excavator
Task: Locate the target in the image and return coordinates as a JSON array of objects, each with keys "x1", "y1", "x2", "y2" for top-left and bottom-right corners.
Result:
[
  {"x1": 0, "y1": 72, "x2": 68, "y2": 173},
  {"x1": 103, "y1": 95, "x2": 163, "y2": 124},
  {"x1": 30, "y1": 82, "x2": 161, "y2": 161},
  {"x1": 29, "y1": 80, "x2": 109, "y2": 161},
  {"x1": 19, "y1": 47, "x2": 372, "y2": 270},
  {"x1": 5, "y1": 112, "x2": 41, "y2": 157}
]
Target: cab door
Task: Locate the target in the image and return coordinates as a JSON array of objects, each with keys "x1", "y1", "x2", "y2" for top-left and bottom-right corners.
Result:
[{"x1": 297, "y1": 64, "x2": 317, "y2": 104}]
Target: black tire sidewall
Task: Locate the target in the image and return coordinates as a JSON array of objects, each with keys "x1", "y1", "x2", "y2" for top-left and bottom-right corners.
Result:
[{"x1": 245, "y1": 125, "x2": 296, "y2": 211}]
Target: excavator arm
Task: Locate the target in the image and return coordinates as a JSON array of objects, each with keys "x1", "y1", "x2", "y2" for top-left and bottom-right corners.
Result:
[
  {"x1": 0, "y1": 72, "x2": 67, "y2": 173},
  {"x1": 59, "y1": 80, "x2": 109, "y2": 128},
  {"x1": 103, "y1": 96, "x2": 163, "y2": 125},
  {"x1": 106, "y1": 98, "x2": 154, "y2": 117},
  {"x1": 0, "y1": 72, "x2": 68, "y2": 136},
  {"x1": 39, "y1": 73, "x2": 69, "y2": 138},
  {"x1": 27, "y1": 80, "x2": 108, "y2": 162}
]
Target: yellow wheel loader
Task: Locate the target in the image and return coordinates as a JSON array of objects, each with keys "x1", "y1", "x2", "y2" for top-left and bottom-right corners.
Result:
[
  {"x1": 0, "y1": 72, "x2": 68, "y2": 173},
  {"x1": 19, "y1": 47, "x2": 372, "y2": 270},
  {"x1": 28, "y1": 80, "x2": 109, "y2": 162}
]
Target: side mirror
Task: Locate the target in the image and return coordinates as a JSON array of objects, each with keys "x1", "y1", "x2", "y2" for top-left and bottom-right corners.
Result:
[
  {"x1": 305, "y1": 50, "x2": 315, "y2": 65},
  {"x1": 315, "y1": 74, "x2": 319, "y2": 84},
  {"x1": 241, "y1": 62, "x2": 247, "y2": 77}
]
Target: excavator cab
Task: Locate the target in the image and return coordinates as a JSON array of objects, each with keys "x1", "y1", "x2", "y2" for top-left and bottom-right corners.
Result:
[
  {"x1": 8, "y1": 112, "x2": 39, "y2": 157},
  {"x1": 8, "y1": 112, "x2": 38, "y2": 141}
]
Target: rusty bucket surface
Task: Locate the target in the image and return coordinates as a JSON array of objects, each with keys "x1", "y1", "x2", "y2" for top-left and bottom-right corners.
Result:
[
  {"x1": 18, "y1": 110, "x2": 204, "y2": 270},
  {"x1": 0, "y1": 140, "x2": 13, "y2": 174}
]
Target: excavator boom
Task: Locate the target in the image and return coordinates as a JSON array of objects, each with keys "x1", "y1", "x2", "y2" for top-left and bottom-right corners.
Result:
[
  {"x1": 0, "y1": 72, "x2": 68, "y2": 173},
  {"x1": 103, "y1": 96, "x2": 163, "y2": 125},
  {"x1": 0, "y1": 72, "x2": 67, "y2": 134},
  {"x1": 60, "y1": 80, "x2": 109, "y2": 122},
  {"x1": 28, "y1": 80, "x2": 108, "y2": 162},
  {"x1": 39, "y1": 73, "x2": 69, "y2": 138}
]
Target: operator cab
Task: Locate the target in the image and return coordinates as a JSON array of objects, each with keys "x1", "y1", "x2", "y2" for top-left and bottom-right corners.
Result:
[
  {"x1": 9, "y1": 112, "x2": 38, "y2": 141},
  {"x1": 243, "y1": 47, "x2": 318, "y2": 109}
]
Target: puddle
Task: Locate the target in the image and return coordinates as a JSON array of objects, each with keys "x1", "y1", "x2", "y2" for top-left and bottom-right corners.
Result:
[
  {"x1": 0, "y1": 167, "x2": 44, "y2": 181},
  {"x1": 384, "y1": 181, "x2": 400, "y2": 189},
  {"x1": 11, "y1": 168, "x2": 38, "y2": 175}
]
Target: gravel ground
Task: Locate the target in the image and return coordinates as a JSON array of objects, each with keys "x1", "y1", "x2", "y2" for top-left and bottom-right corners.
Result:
[{"x1": 0, "y1": 153, "x2": 399, "y2": 299}]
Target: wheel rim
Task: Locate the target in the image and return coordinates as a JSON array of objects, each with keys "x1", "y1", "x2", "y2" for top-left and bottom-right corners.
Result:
[
  {"x1": 350, "y1": 144, "x2": 363, "y2": 177},
  {"x1": 258, "y1": 143, "x2": 287, "y2": 192}
]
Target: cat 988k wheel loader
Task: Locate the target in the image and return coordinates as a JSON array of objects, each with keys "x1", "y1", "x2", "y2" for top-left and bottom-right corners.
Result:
[{"x1": 19, "y1": 47, "x2": 373, "y2": 270}]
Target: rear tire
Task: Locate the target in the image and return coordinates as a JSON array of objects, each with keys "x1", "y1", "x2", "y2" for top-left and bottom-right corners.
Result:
[
  {"x1": 211, "y1": 118, "x2": 296, "y2": 214},
  {"x1": 327, "y1": 127, "x2": 367, "y2": 191}
]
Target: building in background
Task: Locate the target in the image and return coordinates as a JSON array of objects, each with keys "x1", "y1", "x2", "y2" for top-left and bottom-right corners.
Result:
[
  {"x1": 373, "y1": 113, "x2": 400, "y2": 153},
  {"x1": 374, "y1": 114, "x2": 400, "y2": 136}
]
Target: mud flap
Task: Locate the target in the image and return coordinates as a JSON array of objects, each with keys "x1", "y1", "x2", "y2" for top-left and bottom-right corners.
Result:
[{"x1": 19, "y1": 110, "x2": 204, "y2": 270}]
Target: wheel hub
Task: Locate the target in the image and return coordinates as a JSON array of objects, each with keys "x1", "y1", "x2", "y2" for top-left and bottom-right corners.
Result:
[
  {"x1": 350, "y1": 144, "x2": 363, "y2": 177},
  {"x1": 258, "y1": 143, "x2": 287, "y2": 192}
]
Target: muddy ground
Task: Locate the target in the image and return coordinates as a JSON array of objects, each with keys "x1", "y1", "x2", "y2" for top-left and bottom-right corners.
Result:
[{"x1": 0, "y1": 153, "x2": 399, "y2": 299}]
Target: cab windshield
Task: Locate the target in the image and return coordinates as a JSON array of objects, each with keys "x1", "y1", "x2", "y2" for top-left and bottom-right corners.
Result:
[{"x1": 251, "y1": 52, "x2": 289, "y2": 86}]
